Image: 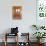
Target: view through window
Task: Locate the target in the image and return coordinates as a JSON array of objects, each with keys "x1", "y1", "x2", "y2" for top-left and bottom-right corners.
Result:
[{"x1": 37, "y1": 0, "x2": 46, "y2": 17}]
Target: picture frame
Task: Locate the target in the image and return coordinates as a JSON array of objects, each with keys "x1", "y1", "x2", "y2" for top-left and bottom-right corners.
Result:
[{"x1": 12, "y1": 6, "x2": 22, "y2": 20}]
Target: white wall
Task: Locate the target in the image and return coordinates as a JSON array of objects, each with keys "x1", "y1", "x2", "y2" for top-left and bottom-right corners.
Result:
[
  {"x1": 0, "y1": 0, "x2": 37, "y2": 42},
  {"x1": 0, "y1": 0, "x2": 36, "y2": 33}
]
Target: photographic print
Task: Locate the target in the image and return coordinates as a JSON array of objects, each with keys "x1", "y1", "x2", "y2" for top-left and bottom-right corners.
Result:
[{"x1": 12, "y1": 6, "x2": 22, "y2": 20}]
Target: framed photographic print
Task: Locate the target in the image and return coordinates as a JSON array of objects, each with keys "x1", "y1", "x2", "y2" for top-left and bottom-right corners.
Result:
[{"x1": 12, "y1": 6, "x2": 22, "y2": 20}]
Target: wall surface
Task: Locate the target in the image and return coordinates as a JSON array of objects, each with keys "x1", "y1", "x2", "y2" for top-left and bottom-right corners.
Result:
[
  {"x1": 0, "y1": 0, "x2": 36, "y2": 33},
  {"x1": 0, "y1": 0, "x2": 37, "y2": 42}
]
